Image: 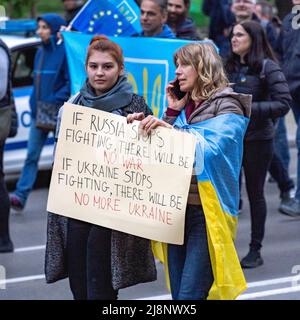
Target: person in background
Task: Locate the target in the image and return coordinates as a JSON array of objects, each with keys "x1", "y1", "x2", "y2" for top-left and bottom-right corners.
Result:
[
  {"x1": 231, "y1": 0, "x2": 278, "y2": 49},
  {"x1": 137, "y1": 0, "x2": 176, "y2": 38},
  {"x1": 128, "y1": 42, "x2": 251, "y2": 300},
  {"x1": 254, "y1": 1, "x2": 294, "y2": 213},
  {"x1": 276, "y1": 0, "x2": 300, "y2": 216},
  {"x1": 9, "y1": 14, "x2": 70, "y2": 212},
  {"x1": 0, "y1": 38, "x2": 14, "y2": 253},
  {"x1": 226, "y1": 21, "x2": 291, "y2": 268},
  {"x1": 202, "y1": 0, "x2": 235, "y2": 57},
  {"x1": 167, "y1": 0, "x2": 200, "y2": 40},
  {"x1": 45, "y1": 36, "x2": 156, "y2": 300},
  {"x1": 255, "y1": 0, "x2": 282, "y2": 35},
  {"x1": 62, "y1": 0, "x2": 84, "y2": 25}
]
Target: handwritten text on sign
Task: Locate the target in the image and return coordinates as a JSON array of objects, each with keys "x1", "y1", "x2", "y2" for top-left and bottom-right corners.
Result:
[{"x1": 47, "y1": 103, "x2": 196, "y2": 244}]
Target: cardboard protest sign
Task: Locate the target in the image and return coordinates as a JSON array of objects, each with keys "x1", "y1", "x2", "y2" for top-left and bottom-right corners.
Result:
[{"x1": 47, "y1": 103, "x2": 196, "y2": 244}]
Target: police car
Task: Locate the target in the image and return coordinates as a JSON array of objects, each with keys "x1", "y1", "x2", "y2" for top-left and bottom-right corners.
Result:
[{"x1": 1, "y1": 20, "x2": 54, "y2": 175}]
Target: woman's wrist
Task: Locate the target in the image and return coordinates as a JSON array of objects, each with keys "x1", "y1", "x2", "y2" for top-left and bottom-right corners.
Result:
[
  {"x1": 167, "y1": 105, "x2": 184, "y2": 111},
  {"x1": 166, "y1": 107, "x2": 181, "y2": 117}
]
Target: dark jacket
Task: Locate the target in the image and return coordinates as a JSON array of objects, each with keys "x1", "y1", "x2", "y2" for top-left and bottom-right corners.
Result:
[
  {"x1": 170, "y1": 17, "x2": 200, "y2": 40},
  {"x1": 29, "y1": 14, "x2": 70, "y2": 118},
  {"x1": 163, "y1": 87, "x2": 252, "y2": 205},
  {"x1": 228, "y1": 59, "x2": 291, "y2": 141},
  {"x1": 45, "y1": 93, "x2": 157, "y2": 289},
  {"x1": 276, "y1": 12, "x2": 300, "y2": 101},
  {"x1": 202, "y1": 0, "x2": 234, "y2": 41}
]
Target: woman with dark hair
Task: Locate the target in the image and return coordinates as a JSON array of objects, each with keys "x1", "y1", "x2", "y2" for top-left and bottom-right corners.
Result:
[
  {"x1": 45, "y1": 35, "x2": 156, "y2": 300},
  {"x1": 226, "y1": 20, "x2": 291, "y2": 268}
]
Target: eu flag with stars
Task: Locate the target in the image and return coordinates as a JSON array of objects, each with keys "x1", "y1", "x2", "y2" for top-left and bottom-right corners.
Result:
[{"x1": 70, "y1": 0, "x2": 142, "y2": 36}]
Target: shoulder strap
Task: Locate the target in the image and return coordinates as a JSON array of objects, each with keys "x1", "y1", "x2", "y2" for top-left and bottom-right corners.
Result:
[
  {"x1": 68, "y1": 92, "x2": 81, "y2": 104},
  {"x1": 260, "y1": 59, "x2": 268, "y2": 80}
]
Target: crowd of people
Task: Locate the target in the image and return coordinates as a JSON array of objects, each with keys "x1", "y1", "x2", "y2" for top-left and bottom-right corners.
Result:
[{"x1": 1, "y1": 0, "x2": 300, "y2": 300}]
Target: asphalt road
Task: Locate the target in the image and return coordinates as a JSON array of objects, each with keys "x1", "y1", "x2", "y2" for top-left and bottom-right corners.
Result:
[{"x1": 1, "y1": 148, "x2": 300, "y2": 300}]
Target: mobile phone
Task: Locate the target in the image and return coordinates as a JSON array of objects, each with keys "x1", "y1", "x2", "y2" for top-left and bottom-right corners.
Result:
[{"x1": 171, "y1": 79, "x2": 186, "y2": 100}]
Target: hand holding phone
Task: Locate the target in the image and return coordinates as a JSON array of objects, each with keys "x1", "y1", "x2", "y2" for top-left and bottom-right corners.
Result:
[{"x1": 170, "y1": 79, "x2": 186, "y2": 100}]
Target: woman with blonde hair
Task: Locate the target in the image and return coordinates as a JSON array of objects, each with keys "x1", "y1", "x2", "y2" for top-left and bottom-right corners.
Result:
[{"x1": 128, "y1": 42, "x2": 251, "y2": 300}]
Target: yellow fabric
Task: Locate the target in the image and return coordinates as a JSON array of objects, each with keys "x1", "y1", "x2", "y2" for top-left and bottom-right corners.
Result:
[
  {"x1": 198, "y1": 181, "x2": 247, "y2": 300},
  {"x1": 151, "y1": 241, "x2": 170, "y2": 290},
  {"x1": 151, "y1": 181, "x2": 247, "y2": 300}
]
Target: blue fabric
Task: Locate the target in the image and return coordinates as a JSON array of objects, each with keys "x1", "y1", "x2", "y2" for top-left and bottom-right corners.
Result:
[
  {"x1": 15, "y1": 119, "x2": 49, "y2": 204},
  {"x1": 168, "y1": 205, "x2": 213, "y2": 300},
  {"x1": 274, "y1": 116, "x2": 290, "y2": 171},
  {"x1": 62, "y1": 32, "x2": 192, "y2": 118},
  {"x1": 138, "y1": 24, "x2": 176, "y2": 38},
  {"x1": 29, "y1": 14, "x2": 70, "y2": 118},
  {"x1": 173, "y1": 111, "x2": 249, "y2": 217},
  {"x1": 71, "y1": 0, "x2": 142, "y2": 36}
]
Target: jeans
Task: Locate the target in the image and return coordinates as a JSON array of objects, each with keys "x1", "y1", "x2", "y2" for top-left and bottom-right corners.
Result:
[
  {"x1": 243, "y1": 139, "x2": 273, "y2": 250},
  {"x1": 290, "y1": 100, "x2": 300, "y2": 200},
  {"x1": 274, "y1": 116, "x2": 290, "y2": 171},
  {"x1": 0, "y1": 141, "x2": 10, "y2": 240},
  {"x1": 67, "y1": 218, "x2": 118, "y2": 300},
  {"x1": 168, "y1": 205, "x2": 213, "y2": 300},
  {"x1": 14, "y1": 119, "x2": 49, "y2": 205}
]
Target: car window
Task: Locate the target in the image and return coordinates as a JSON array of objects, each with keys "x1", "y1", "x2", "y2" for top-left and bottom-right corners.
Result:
[{"x1": 11, "y1": 45, "x2": 38, "y2": 87}]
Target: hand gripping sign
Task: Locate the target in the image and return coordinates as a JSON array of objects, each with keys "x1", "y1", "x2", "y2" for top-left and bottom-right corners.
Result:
[{"x1": 47, "y1": 103, "x2": 196, "y2": 244}]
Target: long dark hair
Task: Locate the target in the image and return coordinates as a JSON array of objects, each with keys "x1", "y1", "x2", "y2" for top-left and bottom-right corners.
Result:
[{"x1": 226, "y1": 20, "x2": 277, "y2": 74}]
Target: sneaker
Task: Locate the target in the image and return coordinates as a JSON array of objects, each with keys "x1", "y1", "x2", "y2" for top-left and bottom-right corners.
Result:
[
  {"x1": 240, "y1": 250, "x2": 263, "y2": 268},
  {"x1": 9, "y1": 194, "x2": 24, "y2": 212},
  {"x1": 279, "y1": 190, "x2": 295, "y2": 213},
  {"x1": 0, "y1": 238, "x2": 14, "y2": 253},
  {"x1": 279, "y1": 198, "x2": 300, "y2": 217}
]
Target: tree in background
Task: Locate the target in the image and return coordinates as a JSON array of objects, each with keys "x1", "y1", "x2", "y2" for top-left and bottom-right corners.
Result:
[
  {"x1": 2, "y1": 0, "x2": 37, "y2": 18},
  {"x1": 1, "y1": 0, "x2": 64, "y2": 19}
]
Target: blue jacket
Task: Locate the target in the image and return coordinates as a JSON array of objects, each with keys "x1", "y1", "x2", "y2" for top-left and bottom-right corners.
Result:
[
  {"x1": 30, "y1": 14, "x2": 70, "y2": 118},
  {"x1": 137, "y1": 24, "x2": 176, "y2": 38}
]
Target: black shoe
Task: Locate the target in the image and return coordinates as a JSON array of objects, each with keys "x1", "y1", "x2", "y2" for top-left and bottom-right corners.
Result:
[
  {"x1": 279, "y1": 198, "x2": 300, "y2": 217},
  {"x1": 0, "y1": 238, "x2": 14, "y2": 253},
  {"x1": 240, "y1": 250, "x2": 263, "y2": 268}
]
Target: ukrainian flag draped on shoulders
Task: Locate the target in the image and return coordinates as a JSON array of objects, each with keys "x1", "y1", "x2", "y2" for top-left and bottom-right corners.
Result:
[{"x1": 153, "y1": 108, "x2": 250, "y2": 300}]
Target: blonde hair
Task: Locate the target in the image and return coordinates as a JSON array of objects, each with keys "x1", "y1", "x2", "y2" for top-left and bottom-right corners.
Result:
[{"x1": 174, "y1": 42, "x2": 229, "y2": 101}]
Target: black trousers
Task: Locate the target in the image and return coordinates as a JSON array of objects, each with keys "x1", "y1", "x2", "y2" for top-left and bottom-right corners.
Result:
[
  {"x1": 243, "y1": 139, "x2": 273, "y2": 251},
  {"x1": 0, "y1": 141, "x2": 10, "y2": 241},
  {"x1": 67, "y1": 218, "x2": 118, "y2": 300}
]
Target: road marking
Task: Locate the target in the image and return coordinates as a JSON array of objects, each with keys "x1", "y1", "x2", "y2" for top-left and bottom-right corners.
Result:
[
  {"x1": 1, "y1": 262, "x2": 300, "y2": 300},
  {"x1": 14, "y1": 245, "x2": 46, "y2": 253},
  {"x1": 237, "y1": 285, "x2": 300, "y2": 300},
  {"x1": 247, "y1": 275, "x2": 300, "y2": 288},
  {"x1": 0, "y1": 274, "x2": 45, "y2": 286}
]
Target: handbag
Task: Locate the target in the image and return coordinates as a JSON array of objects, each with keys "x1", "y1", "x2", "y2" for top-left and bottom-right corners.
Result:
[
  {"x1": 0, "y1": 105, "x2": 12, "y2": 141},
  {"x1": 8, "y1": 93, "x2": 18, "y2": 138},
  {"x1": 36, "y1": 101, "x2": 61, "y2": 132}
]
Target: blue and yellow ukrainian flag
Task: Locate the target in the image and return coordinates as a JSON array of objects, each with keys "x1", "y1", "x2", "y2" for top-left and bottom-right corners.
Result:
[{"x1": 153, "y1": 110, "x2": 249, "y2": 300}]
